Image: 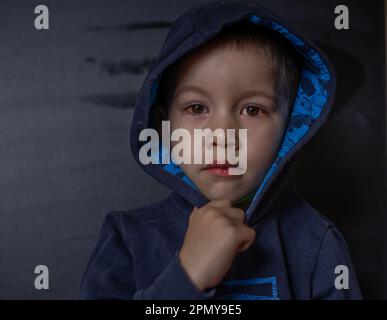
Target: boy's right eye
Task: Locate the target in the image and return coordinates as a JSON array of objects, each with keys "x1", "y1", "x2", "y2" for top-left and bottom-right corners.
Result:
[{"x1": 184, "y1": 103, "x2": 208, "y2": 115}]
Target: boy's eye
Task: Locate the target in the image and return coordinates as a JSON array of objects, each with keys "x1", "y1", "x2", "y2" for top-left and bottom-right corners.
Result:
[
  {"x1": 241, "y1": 105, "x2": 266, "y2": 117},
  {"x1": 184, "y1": 103, "x2": 207, "y2": 115}
]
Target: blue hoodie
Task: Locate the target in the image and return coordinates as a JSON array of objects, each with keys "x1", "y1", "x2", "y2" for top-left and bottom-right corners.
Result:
[{"x1": 79, "y1": 0, "x2": 362, "y2": 300}]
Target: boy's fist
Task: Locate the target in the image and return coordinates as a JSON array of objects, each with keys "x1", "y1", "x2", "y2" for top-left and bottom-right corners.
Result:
[{"x1": 178, "y1": 198, "x2": 256, "y2": 292}]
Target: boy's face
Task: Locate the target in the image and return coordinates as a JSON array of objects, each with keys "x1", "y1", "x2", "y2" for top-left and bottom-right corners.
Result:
[{"x1": 166, "y1": 43, "x2": 289, "y2": 205}]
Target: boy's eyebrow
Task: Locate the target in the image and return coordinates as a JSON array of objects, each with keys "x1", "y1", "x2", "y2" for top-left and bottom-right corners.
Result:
[
  {"x1": 174, "y1": 85, "x2": 275, "y2": 101},
  {"x1": 173, "y1": 85, "x2": 208, "y2": 99},
  {"x1": 241, "y1": 88, "x2": 275, "y2": 101}
]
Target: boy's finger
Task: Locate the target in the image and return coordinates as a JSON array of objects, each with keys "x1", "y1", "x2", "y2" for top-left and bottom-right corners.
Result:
[
  {"x1": 221, "y1": 207, "x2": 245, "y2": 223},
  {"x1": 235, "y1": 227, "x2": 256, "y2": 252},
  {"x1": 189, "y1": 206, "x2": 198, "y2": 222}
]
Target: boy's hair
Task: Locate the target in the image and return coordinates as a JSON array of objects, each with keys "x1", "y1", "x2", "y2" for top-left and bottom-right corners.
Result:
[{"x1": 153, "y1": 20, "x2": 303, "y2": 130}]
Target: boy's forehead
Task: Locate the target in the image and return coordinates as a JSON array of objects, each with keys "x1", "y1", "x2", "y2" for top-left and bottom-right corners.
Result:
[
  {"x1": 179, "y1": 41, "x2": 273, "y2": 74},
  {"x1": 173, "y1": 44, "x2": 275, "y2": 96}
]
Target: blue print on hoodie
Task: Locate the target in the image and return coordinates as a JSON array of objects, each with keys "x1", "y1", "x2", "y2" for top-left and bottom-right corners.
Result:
[{"x1": 79, "y1": 0, "x2": 362, "y2": 300}]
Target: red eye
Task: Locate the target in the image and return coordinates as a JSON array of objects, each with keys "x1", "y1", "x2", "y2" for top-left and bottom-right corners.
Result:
[
  {"x1": 185, "y1": 103, "x2": 207, "y2": 115},
  {"x1": 241, "y1": 105, "x2": 266, "y2": 117}
]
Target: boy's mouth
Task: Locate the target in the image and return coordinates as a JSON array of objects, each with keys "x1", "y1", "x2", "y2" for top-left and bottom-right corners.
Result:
[{"x1": 201, "y1": 161, "x2": 239, "y2": 177}]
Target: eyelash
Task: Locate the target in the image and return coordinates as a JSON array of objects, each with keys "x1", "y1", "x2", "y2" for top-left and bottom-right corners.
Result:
[
  {"x1": 240, "y1": 105, "x2": 267, "y2": 118},
  {"x1": 183, "y1": 103, "x2": 267, "y2": 118},
  {"x1": 183, "y1": 103, "x2": 208, "y2": 115}
]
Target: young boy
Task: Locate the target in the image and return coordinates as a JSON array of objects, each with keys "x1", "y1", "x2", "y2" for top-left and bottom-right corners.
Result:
[{"x1": 79, "y1": 0, "x2": 362, "y2": 300}]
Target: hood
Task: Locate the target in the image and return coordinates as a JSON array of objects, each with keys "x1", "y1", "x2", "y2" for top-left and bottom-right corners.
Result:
[{"x1": 130, "y1": 0, "x2": 336, "y2": 225}]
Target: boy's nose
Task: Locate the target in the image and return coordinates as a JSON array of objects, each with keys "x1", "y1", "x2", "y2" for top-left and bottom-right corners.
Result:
[
  {"x1": 207, "y1": 109, "x2": 240, "y2": 129},
  {"x1": 205, "y1": 113, "x2": 240, "y2": 150}
]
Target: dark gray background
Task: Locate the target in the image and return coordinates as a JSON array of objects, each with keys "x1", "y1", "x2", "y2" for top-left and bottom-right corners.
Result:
[{"x1": 0, "y1": 0, "x2": 385, "y2": 299}]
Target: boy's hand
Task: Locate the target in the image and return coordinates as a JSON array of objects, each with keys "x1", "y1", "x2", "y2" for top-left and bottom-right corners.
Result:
[{"x1": 178, "y1": 198, "x2": 256, "y2": 292}]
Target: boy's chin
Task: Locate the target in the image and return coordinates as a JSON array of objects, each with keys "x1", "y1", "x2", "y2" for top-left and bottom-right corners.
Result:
[{"x1": 202, "y1": 189, "x2": 243, "y2": 204}]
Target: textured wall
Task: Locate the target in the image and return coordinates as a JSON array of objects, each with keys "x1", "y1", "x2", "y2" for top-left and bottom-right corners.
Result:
[{"x1": 0, "y1": 0, "x2": 385, "y2": 299}]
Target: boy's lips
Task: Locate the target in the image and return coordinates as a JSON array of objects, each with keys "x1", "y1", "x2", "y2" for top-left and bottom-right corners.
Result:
[{"x1": 201, "y1": 161, "x2": 239, "y2": 177}]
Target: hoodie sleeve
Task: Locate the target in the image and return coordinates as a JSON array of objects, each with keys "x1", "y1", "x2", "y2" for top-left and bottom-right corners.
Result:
[
  {"x1": 311, "y1": 226, "x2": 362, "y2": 300},
  {"x1": 79, "y1": 211, "x2": 216, "y2": 300}
]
